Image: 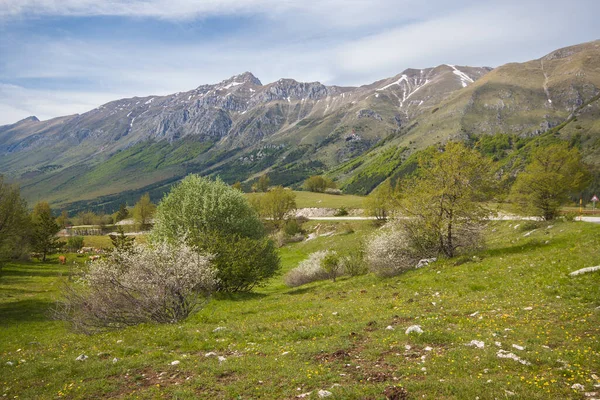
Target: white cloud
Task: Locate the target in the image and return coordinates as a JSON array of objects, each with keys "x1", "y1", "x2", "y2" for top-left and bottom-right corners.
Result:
[
  {"x1": 0, "y1": 83, "x2": 124, "y2": 124},
  {"x1": 0, "y1": 0, "x2": 598, "y2": 124}
]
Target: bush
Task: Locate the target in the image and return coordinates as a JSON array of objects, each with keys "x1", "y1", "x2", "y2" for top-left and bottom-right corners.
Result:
[
  {"x1": 334, "y1": 207, "x2": 349, "y2": 217},
  {"x1": 322, "y1": 252, "x2": 342, "y2": 282},
  {"x1": 198, "y1": 233, "x2": 280, "y2": 292},
  {"x1": 66, "y1": 236, "x2": 84, "y2": 252},
  {"x1": 284, "y1": 250, "x2": 336, "y2": 287},
  {"x1": 341, "y1": 248, "x2": 368, "y2": 276},
  {"x1": 151, "y1": 175, "x2": 279, "y2": 292},
  {"x1": 55, "y1": 241, "x2": 216, "y2": 333},
  {"x1": 365, "y1": 225, "x2": 421, "y2": 277},
  {"x1": 302, "y1": 176, "x2": 336, "y2": 193},
  {"x1": 283, "y1": 219, "x2": 303, "y2": 236}
]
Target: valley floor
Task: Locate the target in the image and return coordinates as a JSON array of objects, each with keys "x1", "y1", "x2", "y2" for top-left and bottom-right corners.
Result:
[{"x1": 1, "y1": 220, "x2": 599, "y2": 399}]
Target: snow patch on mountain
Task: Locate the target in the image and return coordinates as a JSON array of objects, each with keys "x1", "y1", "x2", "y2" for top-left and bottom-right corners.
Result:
[{"x1": 446, "y1": 65, "x2": 474, "y2": 87}]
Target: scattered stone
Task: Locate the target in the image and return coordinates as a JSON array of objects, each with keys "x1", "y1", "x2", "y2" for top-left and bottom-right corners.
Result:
[
  {"x1": 523, "y1": 307, "x2": 533, "y2": 311},
  {"x1": 205, "y1": 352, "x2": 217, "y2": 357},
  {"x1": 415, "y1": 258, "x2": 437, "y2": 269},
  {"x1": 385, "y1": 325, "x2": 395, "y2": 331},
  {"x1": 318, "y1": 389, "x2": 332, "y2": 398},
  {"x1": 584, "y1": 392, "x2": 597, "y2": 397},
  {"x1": 332, "y1": 312, "x2": 338, "y2": 316},
  {"x1": 405, "y1": 325, "x2": 423, "y2": 335},
  {"x1": 75, "y1": 354, "x2": 88, "y2": 361},
  {"x1": 170, "y1": 360, "x2": 180, "y2": 366},
  {"x1": 112, "y1": 358, "x2": 119, "y2": 363},
  {"x1": 512, "y1": 344, "x2": 525, "y2": 351},
  {"x1": 296, "y1": 392, "x2": 312, "y2": 398},
  {"x1": 282, "y1": 351, "x2": 290, "y2": 356},
  {"x1": 497, "y1": 350, "x2": 531, "y2": 365},
  {"x1": 513, "y1": 224, "x2": 520, "y2": 230},
  {"x1": 213, "y1": 327, "x2": 226, "y2": 332},
  {"x1": 571, "y1": 383, "x2": 585, "y2": 391},
  {"x1": 421, "y1": 367, "x2": 427, "y2": 371},
  {"x1": 469, "y1": 311, "x2": 479, "y2": 317},
  {"x1": 404, "y1": 345, "x2": 411, "y2": 350},
  {"x1": 495, "y1": 341, "x2": 502, "y2": 347},
  {"x1": 424, "y1": 347, "x2": 433, "y2": 352},
  {"x1": 569, "y1": 266, "x2": 600, "y2": 277},
  {"x1": 467, "y1": 340, "x2": 485, "y2": 349},
  {"x1": 217, "y1": 356, "x2": 227, "y2": 363},
  {"x1": 524, "y1": 229, "x2": 536, "y2": 237},
  {"x1": 6, "y1": 361, "x2": 13, "y2": 366},
  {"x1": 116, "y1": 340, "x2": 123, "y2": 344}
]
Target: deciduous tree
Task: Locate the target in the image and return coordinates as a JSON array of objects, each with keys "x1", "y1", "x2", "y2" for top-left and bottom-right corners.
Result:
[
  {"x1": 133, "y1": 193, "x2": 156, "y2": 230},
  {"x1": 510, "y1": 143, "x2": 590, "y2": 220}
]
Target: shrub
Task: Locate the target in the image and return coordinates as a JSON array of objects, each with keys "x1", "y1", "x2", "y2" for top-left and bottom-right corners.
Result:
[
  {"x1": 284, "y1": 250, "x2": 336, "y2": 287},
  {"x1": 55, "y1": 241, "x2": 216, "y2": 333},
  {"x1": 321, "y1": 252, "x2": 342, "y2": 282},
  {"x1": 302, "y1": 176, "x2": 336, "y2": 193},
  {"x1": 198, "y1": 232, "x2": 280, "y2": 292},
  {"x1": 334, "y1": 207, "x2": 349, "y2": 216},
  {"x1": 66, "y1": 236, "x2": 84, "y2": 252},
  {"x1": 151, "y1": 175, "x2": 279, "y2": 292},
  {"x1": 365, "y1": 225, "x2": 421, "y2": 277},
  {"x1": 341, "y1": 248, "x2": 368, "y2": 276},
  {"x1": 283, "y1": 219, "x2": 303, "y2": 236}
]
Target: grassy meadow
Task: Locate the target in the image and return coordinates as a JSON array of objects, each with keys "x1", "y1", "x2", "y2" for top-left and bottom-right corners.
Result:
[{"x1": 1, "y1": 220, "x2": 599, "y2": 399}]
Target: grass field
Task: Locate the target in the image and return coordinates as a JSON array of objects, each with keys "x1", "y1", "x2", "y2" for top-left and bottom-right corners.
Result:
[
  {"x1": 247, "y1": 191, "x2": 365, "y2": 209},
  {"x1": 1, "y1": 220, "x2": 599, "y2": 399}
]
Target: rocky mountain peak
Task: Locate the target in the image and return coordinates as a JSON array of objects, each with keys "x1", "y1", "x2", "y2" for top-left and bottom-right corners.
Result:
[{"x1": 219, "y1": 71, "x2": 262, "y2": 88}]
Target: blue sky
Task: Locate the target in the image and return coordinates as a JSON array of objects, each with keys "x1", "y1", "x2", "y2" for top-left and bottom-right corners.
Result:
[{"x1": 0, "y1": 0, "x2": 598, "y2": 125}]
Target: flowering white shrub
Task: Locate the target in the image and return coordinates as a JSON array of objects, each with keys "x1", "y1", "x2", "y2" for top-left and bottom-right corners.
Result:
[
  {"x1": 365, "y1": 225, "x2": 420, "y2": 277},
  {"x1": 284, "y1": 250, "x2": 338, "y2": 287},
  {"x1": 56, "y1": 240, "x2": 216, "y2": 332}
]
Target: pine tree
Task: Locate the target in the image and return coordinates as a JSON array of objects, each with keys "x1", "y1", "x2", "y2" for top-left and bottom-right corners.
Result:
[{"x1": 31, "y1": 202, "x2": 62, "y2": 261}]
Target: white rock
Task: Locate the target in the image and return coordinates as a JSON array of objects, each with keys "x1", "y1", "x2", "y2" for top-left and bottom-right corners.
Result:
[
  {"x1": 296, "y1": 392, "x2": 312, "y2": 398},
  {"x1": 317, "y1": 389, "x2": 332, "y2": 398},
  {"x1": 495, "y1": 341, "x2": 502, "y2": 347},
  {"x1": 405, "y1": 345, "x2": 412, "y2": 350},
  {"x1": 213, "y1": 327, "x2": 226, "y2": 332},
  {"x1": 170, "y1": 360, "x2": 180, "y2": 365},
  {"x1": 415, "y1": 258, "x2": 437, "y2": 269},
  {"x1": 523, "y1": 230, "x2": 536, "y2": 237},
  {"x1": 421, "y1": 367, "x2": 427, "y2": 371},
  {"x1": 469, "y1": 311, "x2": 479, "y2": 317},
  {"x1": 332, "y1": 312, "x2": 338, "y2": 316},
  {"x1": 424, "y1": 346, "x2": 433, "y2": 351},
  {"x1": 385, "y1": 325, "x2": 395, "y2": 331},
  {"x1": 405, "y1": 325, "x2": 423, "y2": 335},
  {"x1": 116, "y1": 340, "x2": 123, "y2": 344},
  {"x1": 6, "y1": 361, "x2": 13, "y2": 366},
  {"x1": 571, "y1": 383, "x2": 585, "y2": 391},
  {"x1": 218, "y1": 356, "x2": 227, "y2": 363},
  {"x1": 523, "y1": 307, "x2": 533, "y2": 311},
  {"x1": 112, "y1": 358, "x2": 119, "y2": 363},
  {"x1": 205, "y1": 352, "x2": 217, "y2": 357},
  {"x1": 467, "y1": 340, "x2": 485, "y2": 349},
  {"x1": 569, "y1": 266, "x2": 600, "y2": 277},
  {"x1": 75, "y1": 354, "x2": 88, "y2": 361},
  {"x1": 512, "y1": 344, "x2": 525, "y2": 351},
  {"x1": 496, "y1": 350, "x2": 531, "y2": 365},
  {"x1": 282, "y1": 351, "x2": 290, "y2": 356}
]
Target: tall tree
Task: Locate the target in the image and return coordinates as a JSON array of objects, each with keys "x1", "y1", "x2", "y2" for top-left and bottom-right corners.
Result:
[
  {"x1": 253, "y1": 174, "x2": 270, "y2": 193},
  {"x1": 398, "y1": 142, "x2": 497, "y2": 258},
  {"x1": 56, "y1": 210, "x2": 69, "y2": 228},
  {"x1": 109, "y1": 225, "x2": 135, "y2": 252},
  {"x1": 133, "y1": 193, "x2": 156, "y2": 231},
  {"x1": 31, "y1": 201, "x2": 61, "y2": 261},
  {"x1": 115, "y1": 203, "x2": 129, "y2": 222},
  {"x1": 363, "y1": 180, "x2": 396, "y2": 221},
  {"x1": 257, "y1": 186, "x2": 297, "y2": 227},
  {"x1": 510, "y1": 142, "x2": 590, "y2": 220},
  {"x1": 0, "y1": 176, "x2": 31, "y2": 273}
]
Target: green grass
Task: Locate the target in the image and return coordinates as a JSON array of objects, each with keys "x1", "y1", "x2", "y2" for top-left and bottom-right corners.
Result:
[
  {"x1": 1, "y1": 221, "x2": 599, "y2": 399},
  {"x1": 247, "y1": 191, "x2": 365, "y2": 209}
]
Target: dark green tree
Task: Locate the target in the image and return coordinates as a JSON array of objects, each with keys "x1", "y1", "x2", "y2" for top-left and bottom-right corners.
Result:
[
  {"x1": 115, "y1": 203, "x2": 129, "y2": 222},
  {"x1": 109, "y1": 226, "x2": 135, "y2": 252},
  {"x1": 31, "y1": 202, "x2": 62, "y2": 261},
  {"x1": 0, "y1": 176, "x2": 31, "y2": 273}
]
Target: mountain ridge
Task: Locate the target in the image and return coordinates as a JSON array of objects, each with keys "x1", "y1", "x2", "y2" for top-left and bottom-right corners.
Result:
[{"x1": 1, "y1": 40, "x2": 599, "y2": 212}]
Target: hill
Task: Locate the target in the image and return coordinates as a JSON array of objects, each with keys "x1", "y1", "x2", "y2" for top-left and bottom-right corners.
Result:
[{"x1": 1, "y1": 220, "x2": 599, "y2": 398}]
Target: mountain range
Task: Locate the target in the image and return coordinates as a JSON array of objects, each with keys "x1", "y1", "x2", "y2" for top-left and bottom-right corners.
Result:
[{"x1": 1, "y1": 40, "x2": 599, "y2": 212}]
